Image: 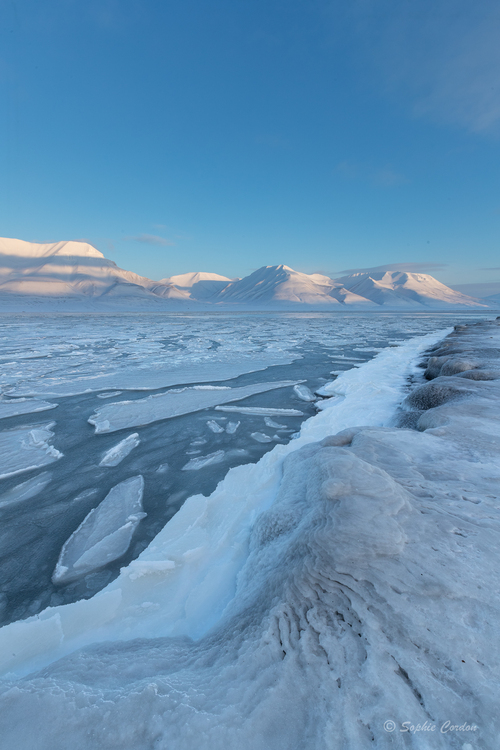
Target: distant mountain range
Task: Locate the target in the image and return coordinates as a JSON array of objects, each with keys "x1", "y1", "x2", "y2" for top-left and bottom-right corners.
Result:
[{"x1": 0, "y1": 237, "x2": 495, "y2": 311}]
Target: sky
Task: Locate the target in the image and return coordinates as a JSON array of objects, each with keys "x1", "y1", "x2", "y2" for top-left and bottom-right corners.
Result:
[{"x1": 0, "y1": 0, "x2": 499, "y2": 295}]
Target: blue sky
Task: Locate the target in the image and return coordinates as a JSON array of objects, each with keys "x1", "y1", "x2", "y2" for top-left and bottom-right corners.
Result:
[{"x1": 1, "y1": 0, "x2": 499, "y2": 294}]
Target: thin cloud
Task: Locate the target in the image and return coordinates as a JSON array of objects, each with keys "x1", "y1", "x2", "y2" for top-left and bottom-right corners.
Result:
[
  {"x1": 334, "y1": 262, "x2": 448, "y2": 276},
  {"x1": 481, "y1": 266, "x2": 500, "y2": 271},
  {"x1": 123, "y1": 234, "x2": 175, "y2": 247}
]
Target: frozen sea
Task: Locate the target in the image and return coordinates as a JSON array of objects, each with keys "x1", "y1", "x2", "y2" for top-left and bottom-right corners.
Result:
[
  {"x1": 0, "y1": 311, "x2": 487, "y2": 627},
  {"x1": 1, "y1": 311, "x2": 500, "y2": 750}
]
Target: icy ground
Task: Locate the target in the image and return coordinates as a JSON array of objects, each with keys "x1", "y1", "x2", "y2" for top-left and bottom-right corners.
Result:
[{"x1": 0, "y1": 312, "x2": 497, "y2": 749}]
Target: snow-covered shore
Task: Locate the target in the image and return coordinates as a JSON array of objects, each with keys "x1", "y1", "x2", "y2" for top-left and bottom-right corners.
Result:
[{"x1": 0, "y1": 319, "x2": 499, "y2": 749}]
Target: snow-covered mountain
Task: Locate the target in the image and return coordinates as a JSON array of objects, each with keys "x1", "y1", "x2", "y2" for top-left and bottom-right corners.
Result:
[
  {"x1": 0, "y1": 238, "x2": 491, "y2": 310},
  {"x1": 211, "y1": 264, "x2": 487, "y2": 309},
  {"x1": 211, "y1": 265, "x2": 376, "y2": 308},
  {"x1": 0, "y1": 238, "x2": 193, "y2": 310},
  {"x1": 335, "y1": 270, "x2": 487, "y2": 309}
]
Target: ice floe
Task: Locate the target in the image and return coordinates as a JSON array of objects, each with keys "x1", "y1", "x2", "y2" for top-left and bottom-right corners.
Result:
[
  {"x1": 181, "y1": 451, "x2": 225, "y2": 471},
  {"x1": 226, "y1": 421, "x2": 240, "y2": 434},
  {"x1": 250, "y1": 432, "x2": 273, "y2": 443},
  {"x1": 206, "y1": 420, "x2": 225, "y2": 433},
  {"x1": 264, "y1": 416, "x2": 287, "y2": 428},
  {"x1": 0, "y1": 472, "x2": 52, "y2": 509},
  {"x1": 292, "y1": 384, "x2": 316, "y2": 401},
  {"x1": 88, "y1": 380, "x2": 298, "y2": 433},
  {"x1": 214, "y1": 405, "x2": 304, "y2": 416},
  {"x1": 98, "y1": 433, "x2": 140, "y2": 467},
  {"x1": 0, "y1": 398, "x2": 58, "y2": 419},
  {"x1": 52, "y1": 476, "x2": 146, "y2": 584},
  {"x1": 0, "y1": 423, "x2": 62, "y2": 479}
]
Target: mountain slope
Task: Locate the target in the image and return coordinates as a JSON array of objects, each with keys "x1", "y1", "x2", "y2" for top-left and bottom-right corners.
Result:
[{"x1": 335, "y1": 270, "x2": 488, "y2": 309}]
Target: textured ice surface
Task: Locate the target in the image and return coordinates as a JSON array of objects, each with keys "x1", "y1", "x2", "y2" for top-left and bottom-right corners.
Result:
[
  {"x1": 0, "y1": 422, "x2": 62, "y2": 479},
  {"x1": 52, "y1": 476, "x2": 146, "y2": 584},
  {"x1": 89, "y1": 381, "x2": 298, "y2": 433},
  {"x1": 0, "y1": 398, "x2": 58, "y2": 419},
  {"x1": 0, "y1": 316, "x2": 304, "y2": 397},
  {"x1": 0, "y1": 313, "x2": 457, "y2": 399},
  {"x1": 181, "y1": 451, "x2": 225, "y2": 471},
  {"x1": 225, "y1": 421, "x2": 240, "y2": 434},
  {"x1": 99, "y1": 434, "x2": 140, "y2": 467}
]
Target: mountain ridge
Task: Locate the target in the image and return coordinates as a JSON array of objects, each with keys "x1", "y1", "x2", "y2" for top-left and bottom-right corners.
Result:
[{"x1": 0, "y1": 238, "x2": 494, "y2": 310}]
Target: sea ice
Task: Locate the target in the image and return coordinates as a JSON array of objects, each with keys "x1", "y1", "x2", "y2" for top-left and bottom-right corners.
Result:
[
  {"x1": 264, "y1": 416, "x2": 287, "y2": 428},
  {"x1": 206, "y1": 420, "x2": 225, "y2": 433},
  {"x1": 96, "y1": 391, "x2": 123, "y2": 399},
  {"x1": 0, "y1": 398, "x2": 58, "y2": 419},
  {"x1": 0, "y1": 472, "x2": 52, "y2": 509},
  {"x1": 98, "y1": 434, "x2": 140, "y2": 467},
  {"x1": 250, "y1": 432, "x2": 272, "y2": 443},
  {"x1": 226, "y1": 421, "x2": 240, "y2": 434},
  {"x1": 52, "y1": 476, "x2": 146, "y2": 584},
  {"x1": 292, "y1": 384, "x2": 316, "y2": 401},
  {"x1": 89, "y1": 381, "x2": 298, "y2": 433},
  {"x1": 4, "y1": 324, "x2": 490, "y2": 750},
  {"x1": 181, "y1": 451, "x2": 225, "y2": 471},
  {"x1": 214, "y1": 406, "x2": 304, "y2": 416},
  {"x1": 0, "y1": 422, "x2": 62, "y2": 479}
]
